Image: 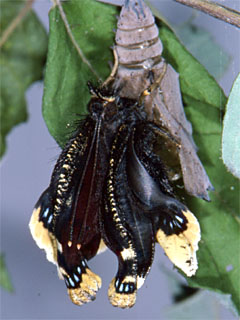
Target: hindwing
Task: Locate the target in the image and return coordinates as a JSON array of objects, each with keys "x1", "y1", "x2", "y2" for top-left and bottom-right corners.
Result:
[{"x1": 128, "y1": 124, "x2": 201, "y2": 277}]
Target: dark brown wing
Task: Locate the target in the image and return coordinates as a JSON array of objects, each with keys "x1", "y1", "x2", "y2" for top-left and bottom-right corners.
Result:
[
  {"x1": 128, "y1": 124, "x2": 201, "y2": 277},
  {"x1": 29, "y1": 116, "x2": 103, "y2": 305},
  {"x1": 101, "y1": 123, "x2": 155, "y2": 309}
]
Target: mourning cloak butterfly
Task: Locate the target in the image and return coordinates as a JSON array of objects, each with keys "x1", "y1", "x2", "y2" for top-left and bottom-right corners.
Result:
[{"x1": 29, "y1": 84, "x2": 200, "y2": 308}]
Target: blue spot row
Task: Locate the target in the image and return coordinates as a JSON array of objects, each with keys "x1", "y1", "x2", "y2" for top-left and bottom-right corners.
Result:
[{"x1": 42, "y1": 208, "x2": 49, "y2": 218}]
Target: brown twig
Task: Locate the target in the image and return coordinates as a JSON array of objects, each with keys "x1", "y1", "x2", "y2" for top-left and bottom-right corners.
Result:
[
  {"x1": 53, "y1": 0, "x2": 101, "y2": 80},
  {"x1": 173, "y1": 0, "x2": 240, "y2": 28},
  {"x1": 0, "y1": 0, "x2": 34, "y2": 48}
]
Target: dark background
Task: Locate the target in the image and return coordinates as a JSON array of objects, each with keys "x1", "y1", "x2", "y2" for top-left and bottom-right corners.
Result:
[{"x1": 1, "y1": 0, "x2": 239, "y2": 319}]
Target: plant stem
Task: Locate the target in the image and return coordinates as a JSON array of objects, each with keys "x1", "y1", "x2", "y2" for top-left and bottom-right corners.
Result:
[
  {"x1": 0, "y1": 0, "x2": 34, "y2": 48},
  {"x1": 173, "y1": 0, "x2": 240, "y2": 28}
]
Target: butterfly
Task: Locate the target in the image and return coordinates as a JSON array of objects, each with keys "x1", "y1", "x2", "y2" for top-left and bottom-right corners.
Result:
[{"x1": 29, "y1": 83, "x2": 200, "y2": 308}]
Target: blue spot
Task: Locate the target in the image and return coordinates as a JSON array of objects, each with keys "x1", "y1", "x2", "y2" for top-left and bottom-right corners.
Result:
[
  {"x1": 176, "y1": 216, "x2": 184, "y2": 223},
  {"x1": 42, "y1": 208, "x2": 49, "y2": 218},
  {"x1": 129, "y1": 283, "x2": 135, "y2": 292},
  {"x1": 124, "y1": 284, "x2": 129, "y2": 293},
  {"x1": 169, "y1": 222, "x2": 173, "y2": 229},
  {"x1": 115, "y1": 278, "x2": 119, "y2": 288},
  {"x1": 119, "y1": 283, "x2": 124, "y2": 293},
  {"x1": 77, "y1": 266, "x2": 81, "y2": 274},
  {"x1": 82, "y1": 260, "x2": 86, "y2": 267},
  {"x1": 68, "y1": 277, "x2": 75, "y2": 287},
  {"x1": 175, "y1": 222, "x2": 181, "y2": 228},
  {"x1": 73, "y1": 273, "x2": 80, "y2": 282},
  {"x1": 47, "y1": 215, "x2": 53, "y2": 224}
]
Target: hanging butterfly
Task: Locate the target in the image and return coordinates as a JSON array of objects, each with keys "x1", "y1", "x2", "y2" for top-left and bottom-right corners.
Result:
[
  {"x1": 29, "y1": 83, "x2": 200, "y2": 309},
  {"x1": 113, "y1": 0, "x2": 213, "y2": 200}
]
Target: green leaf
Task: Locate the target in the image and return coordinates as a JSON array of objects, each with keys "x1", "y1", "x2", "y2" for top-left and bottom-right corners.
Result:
[
  {"x1": 174, "y1": 22, "x2": 230, "y2": 80},
  {"x1": 222, "y1": 73, "x2": 240, "y2": 179},
  {"x1": 161, "y1": 266, "x2": 237, "y2": 318},
  {"x1": 42, "y1": 0, "x2": 118, "y2": 148},
  {"x1": 0, "y1": 0, "x2": 48, "y2": 158},
  {"x1": 157, "y1": 23, "x2": 240, "y2": 313},
  {"x1": 42, "y1": 0, "x2": 240, "y2": 313},
  {"x1": 158, "y1": 25, "x2": 226, "y2": 109},
  {"x1": 0, "y1": 254, "x2": 13, "y2": 292}
]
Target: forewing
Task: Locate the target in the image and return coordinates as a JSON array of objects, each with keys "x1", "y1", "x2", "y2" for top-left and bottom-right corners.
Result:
[
  {"x1": 102, "y1": 124, "x2": 155, "y2": 308},
  {"x1": 29, "y1": 116, "x2": 103, "y2": 305}
]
